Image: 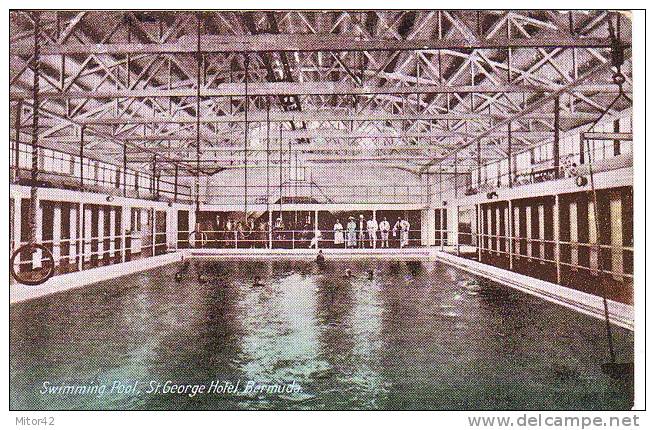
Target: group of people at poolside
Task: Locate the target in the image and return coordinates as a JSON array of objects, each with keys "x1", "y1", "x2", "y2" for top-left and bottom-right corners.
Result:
[
  {"x1": 331, "y1": 215, "x2": 411, "y2": 249},
  {"x1": 201, "y1": 214, "x2": 412, "y2": 249}
]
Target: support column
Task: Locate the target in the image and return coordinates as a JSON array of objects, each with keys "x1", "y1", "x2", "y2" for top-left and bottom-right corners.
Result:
[
  {"x1": 609, "y1": 191, "x2": 624, "y2": 281},
  {"x1": 476, "y1": 204, "x2": 482, "y2": 261},
  {"x1": 569, "y1": 201, "x2": 579, "y2": 267},
  {"x1": 508, "y1": 200, "x2": 514, "y2": 270},
  {"x1": 32, "y1": 200, "x2": 43, "y2": 268},
  {"x1": 420, "y1": 208, "x2": 435, "y2": 247},
  {"x1": 525, "y1": 205, "x2": 533, "y2": 260},
  {"x1": 268, "y1": 210, "x2": 273, "y2": 249},
  {"x1": 120, "y1": 205, "x2": 129, "y2": 262},
  {"x1": 553, "y1": 96, "x2": 561, "y2": 177},
  {"x1": 188, "y1": 208, "x2": 197, "y2": 248},
  {"x1": 13, "y1": 195, "x2": 21, "y2": 253},
  {"x1": 588, "y1": 200, "x2": 599, "y2": 274},
  {"x1": 538, "y1": 203, "x2": 546, "y2": 263},
  {"x1": 487, "y1": 206, "x2": 493, "y2": 253},
  {"x1": 122, "y1": 143, "x2": 127, "y2": 197},
  {"x1": 455, "y1": 206, "x2": 460, "y2": 256},
  {"x1": 554, "y1": 195, "x2": 561, "y2": 284},
  {"x1": 495, "y1": 205, "x2": 501, "y2": 255},
  {"x1": 151, "y1": 208, "x2": 156, "y2": 257},
  {"x1": 83, "y1": 205, "x2": 92, "y2": 266},
  {"x1": 77, "y1": 204, "x2": 83, "y2": 271},
  {"x1": 52, "y1": 203, "x2": 62, "y2": 268},
  {"x1": 69, "y1": 204, "x2": 78, "y2": 265},
  {"x1": 507, "y1": 122, "x2": 513, "y2": 188},
  {"x1": 109, "y1": 206, "x2": 116, "y2": 258},
  {"x1": 504, "y1": 203, "x2": 510, "y2": 264},
  {"x1": 97, "y1": 206, "x2": 105, "y2": 263}
]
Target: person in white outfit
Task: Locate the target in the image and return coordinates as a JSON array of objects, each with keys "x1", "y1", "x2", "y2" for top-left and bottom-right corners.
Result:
[
  {"x1": 333, "y1": 219, "x2": 344, "y2": 246},
  {"x1": 366, "y1": 216, "x2": 378, "y2": 248},
  {"x1": 309, "y1": 229, "x2": 322, "y2": 249},
  {"x1": 400, "y1": 218, "x2": 411, "y2": 248},
  {"x1": 379, "y1": 217, "x2": 390, "y2": 248}
]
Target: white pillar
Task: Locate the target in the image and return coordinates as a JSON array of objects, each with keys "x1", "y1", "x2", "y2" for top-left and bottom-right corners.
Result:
[
  {"x1": 486, "y1": 206, "x2": 492, "y2": 253},
  {"x1": 538, "y1": 203, "x2": 546, "y2": 262},
  {"x1": 525, "y1": 205, "x2": 533, "y2": 260},
  {"x1": 188, "y1": 209, "x2": 197, "y2": 248},
  {"x1": 120, "y1": 204, "x2": 130, "y2": 262},
  {"x1": 315, "y1": 210, "x2": 320, "y2": 249},
  {"x1": 508, "y1": 201, "x2": 514, "y2": 270},
  {"x1": 98, "y1": 206, "x2": 105, "y2": 261},
  {"x1": 84, "y1": 205, "x2": 93, "y2": 264},
  {"x1": 52, "y1": 203, "x2": 62, "y2": 267},
  {"x1": 268, "y1": 210, "x2": 273, "y2": 249},
  {"x1": 477, "y1": 205, "x2": 482, "y2": 261},
  {"x1": 609, "y1": 192, "x2": 624, "y2": 281},
  {"x1": 166, "y1": 206, "x2": 177, "y2": 250},
  {"x1": 569, "y1": 201, "x2": 579, "y2": 267},
  {"x1": 12, "y1": 196, "x2": 21, "y2": 253},
  {"x1": 69, "y1": 204, "x2": 78, "y2": 265},
  {"x1": 420, "y1": 208, "x2": 435, "y2": 247},
  {"x1": 554, "y1": 195, "x2": 561, "y2": 284},
  {"x1": 109, "y1": 206, "x2": 116, "y2": 258},
  {"x1": 151, "y1": 208, "x2": 156, "y2": 256},
  {"x1": 504, "y1": 204, "x2": 510, "y2": 258},
  {"x1": 32, "y1": 200, "x2": 43, "y2": 268},
  {"x1": 495, "y1": 206, "x2": 501, "y2": 255},
  {"x1": 588, "y1": 200, "x2": 598, "y2": 274},
  {"x1": 455, "y1": 206, "x2": 460, "y2": 255}
]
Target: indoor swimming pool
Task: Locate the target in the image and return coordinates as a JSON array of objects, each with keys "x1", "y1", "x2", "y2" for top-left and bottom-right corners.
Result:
[{"x1": 10, "y1": 259, "x2": 633, "y2": 410}]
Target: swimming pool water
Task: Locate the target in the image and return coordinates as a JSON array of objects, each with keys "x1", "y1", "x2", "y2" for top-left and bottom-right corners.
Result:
[{"x1": 10, "y1": 259, "x2": 633, "y2": 410}]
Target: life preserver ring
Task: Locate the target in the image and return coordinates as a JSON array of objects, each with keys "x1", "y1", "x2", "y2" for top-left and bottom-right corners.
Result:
[
  {"x1": 10, "y1": 243, "x2": 55, "y2": 286},
  {"x1": 188, "y1": 230, "x2": 208, "y2": 248},
  {"x1": 575, "y1": 175, "x2": 588, "y2": 187}
]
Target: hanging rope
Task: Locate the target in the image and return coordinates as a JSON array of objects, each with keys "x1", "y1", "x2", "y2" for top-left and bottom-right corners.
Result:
[
  {"x1": 244, "y1": 52, "x2": 249, "y2": 223},
  {"x1": 188, "y1": 12, "x2": 205, "y2": 249},
  {"x1": 580, "y1": 13, "x2": 632, "y2": 377},
  {"x1": 11, "y1": 11, "x2": 54, "y2": 286}
]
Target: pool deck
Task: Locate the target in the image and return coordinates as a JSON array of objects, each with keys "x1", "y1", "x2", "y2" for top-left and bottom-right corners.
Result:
[
  {"x1": 9, "y1": 248, "x2": 633, "y2": 331},
  {"x1": 433, "y1": 251, "x2": 633, "y2": 331}
]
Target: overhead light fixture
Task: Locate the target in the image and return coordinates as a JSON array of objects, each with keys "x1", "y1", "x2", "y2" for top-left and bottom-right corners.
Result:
[{"x1": 106, "y1": 195, "x2": 115, "y2": 202}]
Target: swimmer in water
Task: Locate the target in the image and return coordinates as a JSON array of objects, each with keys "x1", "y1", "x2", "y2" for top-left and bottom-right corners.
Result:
[
  {"x1": 316, "y1": 249, "x2": 325, "y2": 263},
  {"x1": 253, "y1": 276, "x2": 265, "y2": 287},
  {"x1": 343, "y1": 268, "x2": 353, "y2": 279},
  {"x1": 366, "y1": 269, "x2": 374, "y2": 280},
  {"x1": 198, "y1": 273, "x2": 208, "y2": 283},
  {"x1": 175, "y1": 271, "x2": 183, "y2": 282}
]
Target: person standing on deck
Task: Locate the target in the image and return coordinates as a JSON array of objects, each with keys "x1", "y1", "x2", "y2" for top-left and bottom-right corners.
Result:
[
  {"x1": 367, "y1": 216, "x2": 378, "y2": 248},
  {"x1": 392, "y1": 217, "x2": 402, "y2": 248},
  {"x1": 225, "y1": 218, "x2": 234, "y2": 248},
  {"x1": 346, "y1": 217, "x2": 357, "y2": 248},
  {"x1": 309, "y1": 228, "x2": 322, "y2": 249},
  {"x1": 333, "y1": 219, "x2": 344, "y2": 247},
  {"x1": 379, "y1": 217, "x2": 390, "y2": 248},
  {"x1": 358, "y1": 215, "x2": 366, "y2": 248},
  {"x1": 273, "y1": 217, "x2": 285, "y2": 248},
  {"x1": 400, "y1": 217, "x2": 411, "y2": 248}
]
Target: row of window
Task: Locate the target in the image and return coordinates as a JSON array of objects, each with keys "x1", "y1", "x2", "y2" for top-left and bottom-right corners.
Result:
[
  {"x1": 10, "y1": 143, "x2": 187, "y2": 196},
  {"x1": 470, "y1": 116, "x2": 632, "y2": 188}
]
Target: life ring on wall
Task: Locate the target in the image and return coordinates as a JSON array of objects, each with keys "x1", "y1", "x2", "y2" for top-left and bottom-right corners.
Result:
[
  {"x1": 575, "y1": 175, "x2": 588, "y2": 187},
  {"x1": 188, "y1": 230, "x2": 208, "y2": 248},
  {"x1": 10, "y1": 243, "x2": 55, "y2": 286}
]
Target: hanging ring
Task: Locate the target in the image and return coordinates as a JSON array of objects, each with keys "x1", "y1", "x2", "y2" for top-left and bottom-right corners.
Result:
[
  {"x1": 188, "y1": 230, "x2": 207, "y2": 248},
  {"x1": 612, "y1": 72, "x2": 626, "y2": 86},
  {"x1": 10, "y1": 243, "x2": 55, "y2": 286}
]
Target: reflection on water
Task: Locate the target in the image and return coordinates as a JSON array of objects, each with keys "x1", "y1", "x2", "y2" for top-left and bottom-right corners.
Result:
[{"x1": 10, "y1": 259, "x2": 633, "y2": 410}]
